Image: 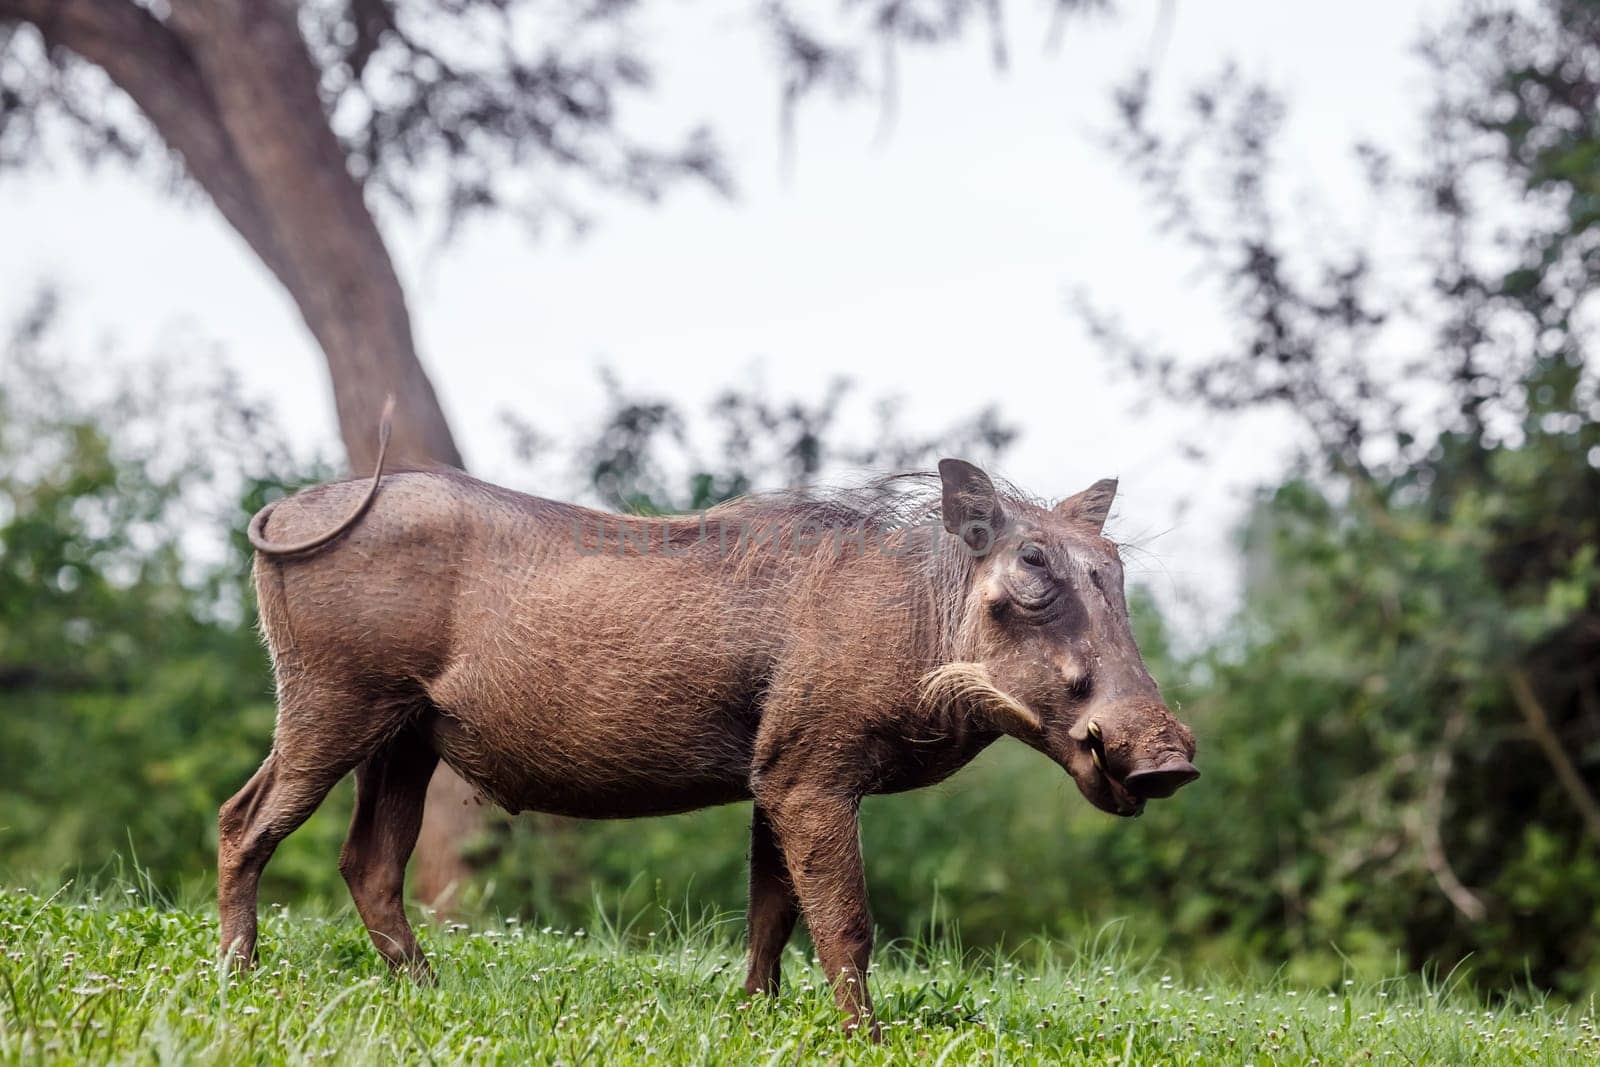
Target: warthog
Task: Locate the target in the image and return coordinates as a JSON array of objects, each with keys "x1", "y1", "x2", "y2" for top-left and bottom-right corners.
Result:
[{"x1": 223, "y1": 407, "x2": 1198, "y2": 1034}]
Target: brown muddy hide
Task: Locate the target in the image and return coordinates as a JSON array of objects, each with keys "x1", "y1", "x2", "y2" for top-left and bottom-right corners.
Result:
[{"x1": 937, "y1": 460, "x2": 1198, "y2": 817}]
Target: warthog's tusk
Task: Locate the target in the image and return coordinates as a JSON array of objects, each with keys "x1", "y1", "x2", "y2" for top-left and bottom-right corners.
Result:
[
  {"x1": 919, "y1": 661, "x2": 1041, "y2": 733},
  {"x1": 1086, "y1": 720, "x2": 1101, "y2": 740},
  {"x1": 1091, "y1": 748, "x2": 1105, "y2": 772}
]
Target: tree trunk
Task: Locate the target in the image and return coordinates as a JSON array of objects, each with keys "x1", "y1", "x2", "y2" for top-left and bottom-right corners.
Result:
[
  {"x1": 168, "y1": 0, "x2": 485, "y2": 907},
  {"x1": 166, "y1": 0, "x2": 459, "y2": 473},
  {"x1": 14, "y1": 0, "x2": 486, "y2": 906}
]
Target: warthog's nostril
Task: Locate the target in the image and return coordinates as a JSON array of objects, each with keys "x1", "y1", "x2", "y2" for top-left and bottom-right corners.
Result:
[{"x1": 1123, "y1": 757, "x2": 1200, "y2": 800}]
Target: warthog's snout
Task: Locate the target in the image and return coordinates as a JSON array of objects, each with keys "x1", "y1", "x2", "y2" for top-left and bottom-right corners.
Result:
[
  {"x1": 1071, "y1": 709, "x2": 1197, "y2": 816},
  {"x1": 1123, "y1": 755, "x2": 1200, "y2": 800}
]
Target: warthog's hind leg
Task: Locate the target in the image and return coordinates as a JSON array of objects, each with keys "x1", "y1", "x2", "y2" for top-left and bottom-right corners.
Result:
[
  {"x1": 338, "y1": 722, "x2": 439, "y2": 981},
  {"x1": 217, "y1": 751, "x2": 348, "y2": 968},
  {"x1": 744, "y1": 805, "x2": 799, "y2": 996},
  {"x1": 217, "y1": 683, "x2": 420, "y2": 969}
]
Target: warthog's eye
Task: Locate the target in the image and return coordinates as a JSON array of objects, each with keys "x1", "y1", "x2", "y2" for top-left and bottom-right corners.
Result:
[{"x1": 1018, "y1": 543, "x2": 1048, "y2": 569}]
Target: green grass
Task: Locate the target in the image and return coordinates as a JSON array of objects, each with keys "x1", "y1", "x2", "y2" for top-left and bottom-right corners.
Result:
[{"x1": 0, "y1": 886, "x2": 1595, "y2": 1065}]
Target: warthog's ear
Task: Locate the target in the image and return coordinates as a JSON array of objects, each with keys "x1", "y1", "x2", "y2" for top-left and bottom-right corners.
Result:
[
  {"x1": 1055, "y1": 478, "x2": 1118, "y2": 533},
  {"x1": 938, "y1": 458, "x2": 1004, "y2": 555}
]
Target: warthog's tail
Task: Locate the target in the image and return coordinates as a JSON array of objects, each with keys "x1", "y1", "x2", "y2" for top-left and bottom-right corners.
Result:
[{"x1": 247, "y1": 394, "x2": 395, "y2": 557}]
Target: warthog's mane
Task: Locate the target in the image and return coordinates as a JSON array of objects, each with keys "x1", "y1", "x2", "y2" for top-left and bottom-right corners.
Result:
[
  {"x1": 651, "y1": 470, "x2": 1042, "y2": 543},
  {"x1": 617, "y1": 471, "x2": 1044, "y2": 665}
]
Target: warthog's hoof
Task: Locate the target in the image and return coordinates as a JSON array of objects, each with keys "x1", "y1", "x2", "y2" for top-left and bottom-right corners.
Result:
[
  {"x1": 218, "y1": 938, "x2": 257, "y2": 974},
  {"x1": 843, "y1": 1015, "x2": 882, "y2": 1042},
  {"x1": 393, "y1": 955, "x2": 436, "y2": 985}
]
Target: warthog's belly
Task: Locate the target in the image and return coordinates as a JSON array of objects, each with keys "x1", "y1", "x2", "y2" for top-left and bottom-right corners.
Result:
[{"x1": 420, "y1": 697, "x2": 759, "y2": 820}]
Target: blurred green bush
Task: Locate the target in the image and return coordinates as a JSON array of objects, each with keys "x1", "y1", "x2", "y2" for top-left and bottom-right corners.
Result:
[{"x1": 2, "y1": 283, "x2": 1597, "y2": 997}]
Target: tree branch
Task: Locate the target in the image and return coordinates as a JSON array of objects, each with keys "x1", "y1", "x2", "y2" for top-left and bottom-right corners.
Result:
[
  {"x1": 1416, "y1": 706, "x2": 1486, "y2": 922},
  {"x1": 0, "y1": 0, "x2": 294, "y2": 287},
  {"x1": 165, "y1": 0, "x2": 462, "y2": 470},
  {"x1": 1510, "y1": 669, "x2": 1600, "y2": 847}
]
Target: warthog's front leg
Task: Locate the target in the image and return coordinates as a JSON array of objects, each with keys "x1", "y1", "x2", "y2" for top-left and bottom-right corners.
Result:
[
  {"x1": 744, "y1": 805, "x2": 799, "y2": 996},
  {"x1": 762, "y1": 785, "x2": 880, "y2": 1038}
]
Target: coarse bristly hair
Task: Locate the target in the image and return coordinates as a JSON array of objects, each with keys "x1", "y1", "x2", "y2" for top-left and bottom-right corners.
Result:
[{"x1": 644, "y1": 471, "x2": 1045, "y2": 657}]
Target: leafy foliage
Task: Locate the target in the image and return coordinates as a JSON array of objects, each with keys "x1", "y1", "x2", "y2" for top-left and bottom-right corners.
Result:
[
  {"x1": 0, "y1": 293, "x2": 350, "y2": 904},
  {"x1": 523, "y1": 370, "x2": 1018, "y2": 514},
  {"x1": 0, "y1": 0, "x2": 1112, "y2": 234},
  {"x1": 1073, "y1": 0, "x2": 1600, "y2": 991}
]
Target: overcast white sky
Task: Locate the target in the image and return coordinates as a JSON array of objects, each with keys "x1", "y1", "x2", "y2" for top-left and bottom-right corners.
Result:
[{"x1": 0, "y1": 0, "x2": 1451, "y2": 628}]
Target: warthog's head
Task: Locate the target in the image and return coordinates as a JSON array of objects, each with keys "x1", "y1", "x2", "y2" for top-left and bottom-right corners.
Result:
[{"x1": 923, "y1": 459, "x2": 1198, "y2": 817}]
